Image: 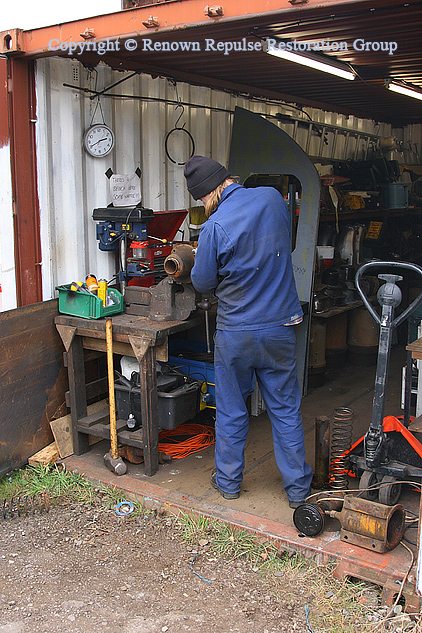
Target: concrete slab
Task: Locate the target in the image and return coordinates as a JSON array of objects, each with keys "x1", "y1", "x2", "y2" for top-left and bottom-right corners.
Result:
[{"x1": 64, "y1": 347, "x2": 421, "y2": 609}]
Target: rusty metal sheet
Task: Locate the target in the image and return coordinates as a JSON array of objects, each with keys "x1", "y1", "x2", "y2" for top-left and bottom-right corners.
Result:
[{"x1": 0, "y1": 300, "x2": 67, "y2": 476}]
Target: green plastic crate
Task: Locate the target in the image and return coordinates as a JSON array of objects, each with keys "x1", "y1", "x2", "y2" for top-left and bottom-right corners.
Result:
[{"x1": 56, "y1": 284, "x2": 124, "y2": 319}]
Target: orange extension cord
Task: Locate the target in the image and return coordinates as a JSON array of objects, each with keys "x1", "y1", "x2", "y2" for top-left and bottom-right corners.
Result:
[{"x1": 158, "y1": 423, "x2": 215, "y2": 459}]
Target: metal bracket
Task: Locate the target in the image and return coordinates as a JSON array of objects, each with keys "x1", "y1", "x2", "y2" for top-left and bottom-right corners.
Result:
[
  {"x1": 142, "y1": 16, "x2": 160, "y2": 28},
  {"x1": 128, "y1": 335, "x2": 154, "y2": 363},
  {"x1": 56, "y1": 325, "x2": 77, "y2": 352},
  {"x1": 80, "y1": 28, "x2": 96, "y2": 40},
  {"x1": 204, "y1": 5, "x2": 224, "y2": 17},
  {"x1": 1, "y1": 29, "x2": 23, "y2": 54}
]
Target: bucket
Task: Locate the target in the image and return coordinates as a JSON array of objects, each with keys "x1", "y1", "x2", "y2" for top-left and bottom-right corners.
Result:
[
  {"x1": 383, "y1": 183, "x2": 408, "y2": 210},
  {"x1": 347, "y1": 306, "x2": 380, "y2": 365}
]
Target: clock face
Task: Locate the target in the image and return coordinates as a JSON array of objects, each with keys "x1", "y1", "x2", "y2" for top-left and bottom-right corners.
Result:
[{"x1": 83, "y1": 124, "x2": 115, "y2": 157}]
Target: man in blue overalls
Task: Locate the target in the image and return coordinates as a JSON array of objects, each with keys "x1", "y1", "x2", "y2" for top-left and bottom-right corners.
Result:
[{"x1": 184, "y1": 156, "x2": 313, "y2": 508}]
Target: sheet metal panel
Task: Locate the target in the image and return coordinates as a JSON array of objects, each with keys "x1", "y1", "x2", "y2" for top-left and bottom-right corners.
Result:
[
  {"x1": 0, "y1": 142, "x2": 16, "y2": 311},
  {"x1": 0, "y1": 300, "x2": 66, "y2": 477},
  {"x1": 35, "y1": 57, "x2": 398, "y2": 301},
  {"x1": 0, "y1": 58, "x2": 17, "y2": 311}
]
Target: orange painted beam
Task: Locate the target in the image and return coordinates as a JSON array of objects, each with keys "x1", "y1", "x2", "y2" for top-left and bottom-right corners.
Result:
[
  {"x1": 8, "y1": 58, "x2": 43, "y2": 306},
  {"x1": 3, "y1": 0, "x2": 397, "y2": 58}
]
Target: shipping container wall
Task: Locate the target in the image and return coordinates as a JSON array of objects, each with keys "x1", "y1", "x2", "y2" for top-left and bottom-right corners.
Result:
[
  {"x1": 0, "y1": 57, "x2": 17, "y2": 312},
  {"x1": 35, "y1": 57, "x2": 394, "y2": 300},
  {"x1": 0, "y1": 142, "x2": 17, "y2": 312}
]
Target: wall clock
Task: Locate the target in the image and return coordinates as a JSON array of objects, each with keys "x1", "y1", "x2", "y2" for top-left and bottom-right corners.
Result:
[{"x1": 83, "y1": 124, "x2": 115, "y2": 158}]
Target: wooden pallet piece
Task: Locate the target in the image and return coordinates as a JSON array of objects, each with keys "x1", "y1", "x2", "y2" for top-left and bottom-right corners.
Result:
[
  {"x1": 50, "y1": 400, "x2": 108, "y2": 458},
  {"x1": 28, "y1": 442, "x2": 59, "y2": 467}
]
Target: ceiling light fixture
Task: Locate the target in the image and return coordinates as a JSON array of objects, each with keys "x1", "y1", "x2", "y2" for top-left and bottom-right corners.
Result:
[
  {"x1": 264, "y1": 39, "x2": 355, "y2": 81},
  {"x1": 385, "y1": 79, "x2": 422, "y2": 101}
]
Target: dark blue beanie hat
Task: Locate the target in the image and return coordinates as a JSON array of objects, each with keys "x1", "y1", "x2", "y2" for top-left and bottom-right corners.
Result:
[{"x1": 184, "y1": 155, "x2": 230, "y2": 200}]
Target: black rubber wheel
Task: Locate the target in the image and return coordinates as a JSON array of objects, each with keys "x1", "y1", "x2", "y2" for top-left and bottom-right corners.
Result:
[
  {"x1": 359, "y1": 470, "x2": 379, "y2": 501},
  {"x1": 378, "y1": 475, "x2": 402, "y2": 506},
  {"x1": 293, "y1": 503, "x2": 325, "y2": 537}
]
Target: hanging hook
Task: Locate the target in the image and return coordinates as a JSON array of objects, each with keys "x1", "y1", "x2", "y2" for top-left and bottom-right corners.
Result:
[
  {"x1": 174, "y1": 103, "x2": 185, "y2": 129},
  {"x1": 164, "y1": 79, "x2": 195, "y2": 165}
]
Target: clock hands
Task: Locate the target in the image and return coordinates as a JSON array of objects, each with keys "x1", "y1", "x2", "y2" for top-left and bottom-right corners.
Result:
[{"x1": 91, "y1": 137, "x2": 108, "y2": 147}]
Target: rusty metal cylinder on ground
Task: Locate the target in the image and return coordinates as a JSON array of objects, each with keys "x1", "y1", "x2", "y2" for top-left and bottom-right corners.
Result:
[
  {"x1": 329, "y1": 407, "x2": 354, "y2": 490},
  {"x1": 330, "y1": 496, "x2": 405, "y2": 553},
  {"x1": 313, "y1": 415, "x2": 330, "y2": 489},
  {"x1": 164, "y1": 244, "x2": 196, "y2": 283},
  {"x1": 347, "y1": 306, "x2": 380, "y2": 366},
  {"x1": 325, "y1": 312, "x2": 348, "y2": 369},
  {"x1": 308, "y1": 318, "x2": 327, "y2": 388}
]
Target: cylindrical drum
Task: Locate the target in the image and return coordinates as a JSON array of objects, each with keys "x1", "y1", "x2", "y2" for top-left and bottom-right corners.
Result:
[
  {"x1": 325, "y1": 312, "x2": 348, "y2": 368},
  {"x1": 347, "y1": 306, "x2": 380, "y2": 366},
  {"x1": 338, "y1": 496, "x2": 405, "y2": 552}
]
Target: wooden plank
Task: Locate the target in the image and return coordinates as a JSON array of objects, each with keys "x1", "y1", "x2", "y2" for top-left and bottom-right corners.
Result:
[
  {"x1": 78, "y1": 408, "x2": 111, "y2": 429},
  {"x1": 76, "y1": 419, "x2": 145, "y2": 449},
  {"x1": 85, "y1": 377, "x2": 108, "y2": 401},
  {"x1": 67, "y1": 335, "x2": 90, "y2": 455},
  {"x1": 82, "y1": 336, "x2": 168, "y2": 361},
  {"x1": 50, "y1": 400, "x2": 109, "y2": 458},
  {"x1": 28, "y1": 442, "x2": 59, "y2": 467},
  {"x1": 0, "y1": 299, "x2": 67, "y2": 477},
  {"x1": 139, "y1": 345, "x2": 159, "y2": 476},
  {"x1": 407, "y1": 337, "x2": 422, "y2": 356}
]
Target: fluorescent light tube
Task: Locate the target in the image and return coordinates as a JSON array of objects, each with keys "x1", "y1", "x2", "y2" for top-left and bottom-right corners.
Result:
[
  {"x1": 386, "y1": 80, "x2": 422, "y2": 101},
  {"x1": 265, "y1": 41, "x2": 355, "y2": 81}
]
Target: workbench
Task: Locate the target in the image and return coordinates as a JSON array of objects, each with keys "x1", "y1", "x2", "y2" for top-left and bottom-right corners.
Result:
[{"x1": 55, "y1": 312, "x2": 203, "y2": 476}]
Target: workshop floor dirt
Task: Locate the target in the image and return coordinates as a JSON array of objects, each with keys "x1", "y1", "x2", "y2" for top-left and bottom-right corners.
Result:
[{"x1": 64, "y1": 346, "x2": 422, "y2": 607}]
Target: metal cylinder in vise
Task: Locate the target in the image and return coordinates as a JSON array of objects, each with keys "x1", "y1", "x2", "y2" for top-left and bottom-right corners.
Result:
[{"x1": 164, "y1": 244, "x2": 196, "y2": 283}]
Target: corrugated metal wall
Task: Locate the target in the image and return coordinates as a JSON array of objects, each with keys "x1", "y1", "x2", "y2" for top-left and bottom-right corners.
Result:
[
  {"x1": 35, "y1": 56, "x2": 409, "y2": 301},
  {"x1": 0, "y1": 143, "x2": 16, "y2": 311}
]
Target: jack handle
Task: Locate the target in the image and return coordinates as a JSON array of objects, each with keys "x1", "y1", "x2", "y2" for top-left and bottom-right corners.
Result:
[{"x1": 356, "y1": 261, "x2": 422, "y2": 330}]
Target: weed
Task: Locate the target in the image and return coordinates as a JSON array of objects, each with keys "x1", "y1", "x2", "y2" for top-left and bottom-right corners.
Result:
[
  {"x1": 0, "y1": 466, "x2": 147, "y2": 520},
  {"x1": 100, "y1": 485, "x2": 146, "y2": 519},
  {"x1": 175, "y1": 511, "x2": 412, "y2": 632},
  {"x1": 0, "y1": 465, "x2": 94, "y2": 504},
  {"x1": 176, "y1": 510, "x2": 212, "y2": 542}
]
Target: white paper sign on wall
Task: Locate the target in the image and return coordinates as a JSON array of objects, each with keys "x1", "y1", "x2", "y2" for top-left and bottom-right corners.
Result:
[{"x1": 110, "y1": 174, "x2": 141, "y2": 207}]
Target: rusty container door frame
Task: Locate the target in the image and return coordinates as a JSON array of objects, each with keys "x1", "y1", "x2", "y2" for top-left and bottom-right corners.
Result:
[{"x1": 7, "y1": 56, "x2": 42, "y2": 306}]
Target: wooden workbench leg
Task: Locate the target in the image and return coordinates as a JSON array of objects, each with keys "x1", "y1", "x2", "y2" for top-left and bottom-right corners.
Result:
[
  {"x1": 67, "y1": 335, "x2": 90, "y2": 455},
  {"x1": 139, "y1": 345, "x2": 159, "y2": 476}
]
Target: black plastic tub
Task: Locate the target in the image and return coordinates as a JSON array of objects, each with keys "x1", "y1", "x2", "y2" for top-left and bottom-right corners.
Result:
[{"x1": 115, "y1": 376, "x2": 201, "y2": 430}]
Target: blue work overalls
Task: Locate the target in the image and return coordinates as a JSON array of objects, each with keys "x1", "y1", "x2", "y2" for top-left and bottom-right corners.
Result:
[{"x1": 191, "y1": 184, "x2": 313, "y2": 502}]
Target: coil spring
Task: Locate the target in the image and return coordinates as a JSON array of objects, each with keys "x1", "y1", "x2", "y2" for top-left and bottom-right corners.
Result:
[
  {"x1": 329, "y1": 407, "x2": 354, "y2": 490},
  {"x1": 1, "y1": 492, "x2": 50, "y2": 519},
  {"x1": 364, "y1": 434, "x2": 379, "y2": 463}
]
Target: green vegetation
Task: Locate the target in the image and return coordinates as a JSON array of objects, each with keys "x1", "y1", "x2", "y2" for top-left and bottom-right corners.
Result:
[
  {"x1": 0, "y1": 464, "x2": 95, "y2": 504},
  {"x1": 0, "y1": 464, "x2": 145, "y2": 518},
  {"x1": 175, "y1": 510, "x2": 415, "y2": 633},
  {"x1": 0, "y1": 467, "x2": 417, "y2": 632}
]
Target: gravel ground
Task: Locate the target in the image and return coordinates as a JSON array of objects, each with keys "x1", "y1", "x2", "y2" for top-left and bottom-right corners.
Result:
[{"x1": 0, "y1": 498, "x2": 419, "y2": 633}]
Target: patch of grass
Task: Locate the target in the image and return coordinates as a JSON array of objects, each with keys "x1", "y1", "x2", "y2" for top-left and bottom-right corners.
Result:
[
  {"x1": 0, "y1": 466, "x2": 147, "y2": 521},
  {"x1": 100, "y1": 485, "x2": 146, "y2": 519},
  {"x1": 175, "y1": 511, "x2": 400, "y2": 633},
  {"x1": 176, "y1": 510, "x2": 212, "y2": 543},
  {"x1": 0, "y1": 464, "x2": 95, "y2": 504},
  {"x1": 210, "y1": 520, "x2": 281, "y2": 567}
]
